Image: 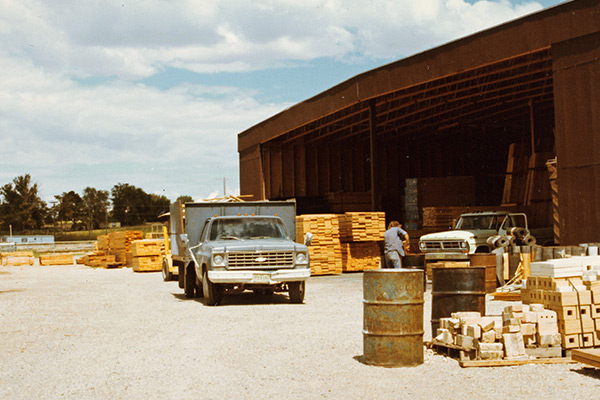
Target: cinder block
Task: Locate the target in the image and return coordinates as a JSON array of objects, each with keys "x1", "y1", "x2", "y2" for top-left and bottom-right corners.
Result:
[
  {"x1": 480, "y1": 330, "x2": 497, "y2": 343},
  {"x1": 502, "y1": 333, "x2": 526, "y2": 357},
  {"x1": 559, "y1": 317, "x2": 595, "y2": 334},
  {"x1": 523, "y1": 334, "x2": 536, "y2": 346},
  {"x1": 537, "y1": 333, "x2": 561, "y2": 347},
  {"x1": 537, "y1": 310, "x2": 558, "y2": 335},
  {"x1": 525, "y1": 346, "x2": 562, "y2": 358},
  {"x1": 507, "y1": 303, "x2": 523, "y2": 313},
  {"x1": 521, "y1": 323, "x2": 536, "y2": 336},
  {"x1": 523, "y1": 311, "x2": 538, "y2": 324},
  {"x1": 435, "y1": 328, "x2": 454, "y2": 345},
  {"x1": 478, "y1": 342, "x2": 503, "y2": 352},
  {"x1": 465, "y1": 324, "x2": 481, "y2": 339},
  {"x1": 456, "y1": 334, "x2": 476, "y2": 350},
  {"x1": 529, "y1": 303, "x2": 545, "y2": 312},
  {"x1": 503, "y1": 324, "x2": 521, "y2": 333},
  {"x1": 592, "y1": 305, "x2": 600, "y2": 319},
  {"x1": 452, "y1": 312, "x2": 481, "y2": 325},
  {"x1": 480, "y1": 350, "x2": 504, "y2": 360}
]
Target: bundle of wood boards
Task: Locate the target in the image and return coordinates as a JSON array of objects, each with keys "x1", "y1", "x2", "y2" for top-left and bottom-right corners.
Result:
[
  {"x1": 339, "y1": 212, "x2": 385, "y2": 242},
  {"x1": 131, "y1": 239, "x2": 163, "y2": 272},
  {"x1": 96, "y1": 235, "x2": 110, "y2": 252},
  {"x1": 296, "y1": 214, "x2": 340, "y2": 246},
  {"x1": 522, "y1": 258, "x2": 600, "y2": 349},
  {"x1": 39, "y1": 253, "x2": 73, "y2": 266},
  {"x1": 0, "y1": 251, "x2": 35, "y2": 266},
  {"x1": 78, "y1": 252, "x2": 121, "y2": 268},
  {"x1": 109, "y1": 231, "x2": 143, "y2": 267},
  {"x1": 308, "y1": 245, "x2": 343, "y2": 276},
  {"x1": 341, "y1": 242, "x2": 380, "y2": 272}
]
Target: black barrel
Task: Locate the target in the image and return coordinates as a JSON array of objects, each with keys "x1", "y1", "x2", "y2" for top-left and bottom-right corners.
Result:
[
  {"x1": 431, "y1": 266, "x2": 486, "y2": 334},
  {"x1": 363, "y1": 270, "x2": 424, "y2": 367}
]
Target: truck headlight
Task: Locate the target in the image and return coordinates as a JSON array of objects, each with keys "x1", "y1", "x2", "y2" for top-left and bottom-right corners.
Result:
[
  {"x1": 213, "y1": 254, "x2": 225, "y2": 266},
  {"x1": 460, "y1": 241, "x2": 470, "y2": 252},
  {"x1": 419, "y1": 242, "x2": 426, "y2": 251},
  {"x1": 296, "y1": 252, "x2": 308, "y2": 264}
]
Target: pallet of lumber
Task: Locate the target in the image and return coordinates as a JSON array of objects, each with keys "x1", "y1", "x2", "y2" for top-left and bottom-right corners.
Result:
[
  {"x1": 339, "y1": 212, "x2": 385, "y2": 242},
  {"x1": 109, "y1": 231, "x2": 143, "y2": 252},
  {"x1": 39, "y1": 253, "x2": 74, "y2": 266},
  {"x1": 1, "y1": 251, "x2": 35, "y2": 266},
  {"x1": 96, "y1": 235, "x2": 110, "y2": 252},
  {"x1": 308, "y1": 245, "x2": 342, "y2": 275},
  {"x1": 132, "y1": 255, "x2": 162, "y2": 272},
  {"x1": 341, "y1": 242, "x2": 381, "y2": 272},
  {"x1": 79, "y1": 252, "x2": 121, "y2": 268},
  {"x1": 572, "y1": 349, "x2": 600, "y2": 368}
]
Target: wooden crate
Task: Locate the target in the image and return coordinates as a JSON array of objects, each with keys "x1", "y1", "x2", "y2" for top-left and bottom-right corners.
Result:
[
  {"x1": 39, "y1": 253, "x2": 74, "y2": 266},
  {"x1": 132, "y1": 255, "x2": 162, "y2": 272}
]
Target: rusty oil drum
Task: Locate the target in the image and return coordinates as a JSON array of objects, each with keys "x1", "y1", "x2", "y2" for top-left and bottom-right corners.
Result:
[
  {"x1": 431, "y1": 266, "x2": 486, "y2": 334},
  {"x1": 363, "y1": 269, "x2": 424, "y2": 367}
]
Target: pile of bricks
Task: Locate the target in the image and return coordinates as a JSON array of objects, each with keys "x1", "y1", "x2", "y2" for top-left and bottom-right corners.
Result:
[
  {"x1": 131, "y1": 239, "x2": 163, "y2": 272},
  {"x1": 435, "y1": 305, "x2": 562, "y2": 360},
  {"x1": 522, "y1": 256, "x2": 600, "y2": 349}
]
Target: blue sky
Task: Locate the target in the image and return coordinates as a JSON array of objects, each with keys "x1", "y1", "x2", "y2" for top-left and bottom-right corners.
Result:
[{"x1": 0, "y1": 0, "x2": 565, "y2": 203}]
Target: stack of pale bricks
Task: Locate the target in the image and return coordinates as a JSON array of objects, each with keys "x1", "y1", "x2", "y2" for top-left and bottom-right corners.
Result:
[
  {"x1": 521, "y1": 255, "x2": 600, "y2": 349},
  {"x1": 296, "y1": 212, "x2": 385, "y2": 276},
  {"x1": 435, "y1": 305, "x2": 562, "y2": 360}
]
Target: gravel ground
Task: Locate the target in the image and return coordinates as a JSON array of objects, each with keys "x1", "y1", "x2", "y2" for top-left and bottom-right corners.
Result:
[{"x1": 1, "y1": 263, "x2": 599, "y2": 399}]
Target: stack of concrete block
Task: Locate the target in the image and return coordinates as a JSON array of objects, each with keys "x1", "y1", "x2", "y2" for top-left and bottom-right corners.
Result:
[
  {"x1": 522, "y1": 255, "x2": 600, "y2": 349},
  {"x1": 434, "y1": 305, "x2": 562, "y2": 360}
]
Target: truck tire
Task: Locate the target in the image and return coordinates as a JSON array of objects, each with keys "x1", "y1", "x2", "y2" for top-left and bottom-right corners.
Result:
[
  {"x1": 178, "y1": 264, "x2": 184, "y2": 289},
  {"x1": 184, "y1": 265, "x2": 197, "y2": 298},
  {"x1": 162, "y1": 258, "x2": 173, "y2": 281},
  {"x1": 202, "y1": 269, "x2": 221, "y2": 306},
  {"x1": 288, "y1": 281, "x2": 305, "y2": 304}
]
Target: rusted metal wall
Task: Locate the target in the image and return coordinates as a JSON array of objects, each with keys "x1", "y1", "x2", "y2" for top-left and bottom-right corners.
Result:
[{"x1": 552, "y1": 31, "x2": 600, "y2": 245}]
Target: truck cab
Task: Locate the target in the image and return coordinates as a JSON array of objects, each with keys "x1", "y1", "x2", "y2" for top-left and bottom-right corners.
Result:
[{"x1": 418, "y1": 211, "x2": 528, "y2": 260}]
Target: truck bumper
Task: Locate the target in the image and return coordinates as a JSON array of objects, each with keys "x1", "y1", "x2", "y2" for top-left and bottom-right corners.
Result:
[
  {"x1": 424, "y1": 252, "x2": 470, "y2": 261},
  {"x1": 208, "y1": 268, "x2": 311, "y2": 284}
]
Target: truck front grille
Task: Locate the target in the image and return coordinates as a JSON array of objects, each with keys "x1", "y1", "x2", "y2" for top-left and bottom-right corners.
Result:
[
  {"x1": 422, "y1": 241, "x2": 462, "y2": 251},
  {"x1": 227, "y1": 251, "x2": 295, "y2": 269}
]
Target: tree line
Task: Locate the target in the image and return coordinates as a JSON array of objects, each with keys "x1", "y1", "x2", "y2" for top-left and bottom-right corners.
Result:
[{"x1": 0, "y1": 174, "x2": 192, "y2": 234}]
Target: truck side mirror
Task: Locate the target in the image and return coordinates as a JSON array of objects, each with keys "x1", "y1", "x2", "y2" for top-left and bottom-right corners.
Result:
[
  {"x1": 304, "y1": 232, "x2": 313, "y2": 246},
  {"x1": 179, "y1": 234, "x2": 189, "y2": 246}
]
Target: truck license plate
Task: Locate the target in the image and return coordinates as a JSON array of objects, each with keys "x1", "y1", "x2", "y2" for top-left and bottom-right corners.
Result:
[{"x1": 254, "y1": 274, "x2": 271, "y2": 283}]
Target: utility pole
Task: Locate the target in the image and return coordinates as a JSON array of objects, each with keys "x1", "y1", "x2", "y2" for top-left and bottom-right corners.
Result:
[{"x1": 217, "y1": 177, "x2": 229, "y2": 197}]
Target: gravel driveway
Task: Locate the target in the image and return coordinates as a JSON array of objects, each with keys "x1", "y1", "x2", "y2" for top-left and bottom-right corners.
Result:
[{"x1": 1, "y1": 264, "x2": 599, "y2": 399}]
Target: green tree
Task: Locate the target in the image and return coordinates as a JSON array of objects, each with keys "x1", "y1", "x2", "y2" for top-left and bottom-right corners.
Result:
[
  {"x1": 148, "y1": 194, "x2": 170, "y2": 221},
  {"x1": 54, "y1": 191, "x2": 83, "y2": 230},
  {"x1": 0, "y1": 174, "x2": 47, "y2": 232},
  {"x1": 82, "y1": 187, "x2": 110, "y2": 230}
]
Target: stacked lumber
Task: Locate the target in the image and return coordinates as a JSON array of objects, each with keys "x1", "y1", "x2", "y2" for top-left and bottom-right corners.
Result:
[
  {"x1": 109, "y1": 231, "x2": 143, "y2": 267},
  {"x1": 97, "y1": 235, "x2": 110, "y2": 252},
  {"x1": 522, "y1": 255, "x2": 600, "y2": 348},
  {"x1": 39, "y1": 253, "x2": 74, "y2": 266},
  {"x1": 341, "y1": 242, "x2": 381, "y2": 272},
  {"x1": 296, "y1": 214, "x2": 342, "y2": 275},
  {"x1": 339, "y1": 212, "x2": 385, "y2": 242},
  {"x1": 78, "y1": 252, "x2": 121, "y2": 268},
  {"x1": 0, "y1": 251, "x2": 35, "y2": 266},
  {"x1": 131, "y1": 239, "x2": 163, "y2": 272},
  {"x1": 434, "y1": 306, "x2": 563, "y2": 361}
]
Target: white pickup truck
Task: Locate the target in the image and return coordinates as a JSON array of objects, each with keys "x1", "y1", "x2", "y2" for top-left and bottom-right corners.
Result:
[{"x1": 418, "y1": 211, "x2": 532, "y2": 260}]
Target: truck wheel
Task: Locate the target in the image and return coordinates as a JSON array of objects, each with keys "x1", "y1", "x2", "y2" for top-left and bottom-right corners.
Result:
[
  {"x1": 178, "y1": 264, "x2": 184, "y2": 289},
  {"x1": 288, "y1": 281, "x2": 305, "y2": 304},
  {"x1": 162, "y1": 258, "x2": 173, "y2": 281},
  {"x1": 202, "y1": 269, "x2": 221, "y2": 306},
  {"x1": 184, "y1": 265, "x2": 197, "y2": 298}
]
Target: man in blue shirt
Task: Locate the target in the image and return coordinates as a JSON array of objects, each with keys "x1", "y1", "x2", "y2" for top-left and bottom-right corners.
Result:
[{"x1": 384, "y1": 221, "x2": 408, "y2": 268}]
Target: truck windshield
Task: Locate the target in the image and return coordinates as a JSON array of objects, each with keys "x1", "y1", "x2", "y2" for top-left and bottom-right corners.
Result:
[
  {"x1": 209, "y1": 217, "x2": 289, "y2": 241},
  {"x1": 455, "y1": 215, "x2": 500, "y2": 230}
]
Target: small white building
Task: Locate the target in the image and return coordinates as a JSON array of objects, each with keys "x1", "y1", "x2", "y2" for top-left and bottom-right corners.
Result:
[{"x1": 0, "y1": 235, "x2": 54, "y2": 244}]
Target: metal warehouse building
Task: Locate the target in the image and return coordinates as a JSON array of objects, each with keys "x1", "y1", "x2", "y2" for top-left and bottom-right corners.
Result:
[{"x1": 238, "y1": 0, "x2": 599, "y2": 246}]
